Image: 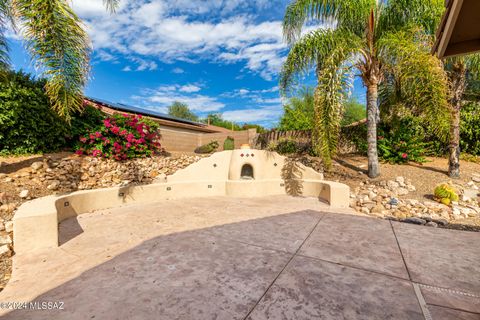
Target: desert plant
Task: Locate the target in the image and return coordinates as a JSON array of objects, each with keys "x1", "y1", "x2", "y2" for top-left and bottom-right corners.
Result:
[
  {"x1": 195, "y1": 141, "x2": 219, "y2": 154},
  {"x1": 75, "y1": 113, "x2": 161, "y2": 160},
  {"x1": 434, "y1": 183, "x2": 459, "y2": 206},
  {"x1": 223, "y1": 136, "x2": 235, "y2": 150}
]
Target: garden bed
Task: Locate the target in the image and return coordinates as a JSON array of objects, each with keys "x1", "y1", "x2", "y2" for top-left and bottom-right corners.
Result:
[{"x1": 326, "y1": 155, "x2": 480, "y2": 231}]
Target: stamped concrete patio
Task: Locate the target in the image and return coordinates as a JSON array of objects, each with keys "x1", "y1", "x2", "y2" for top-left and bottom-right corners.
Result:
[{"x1": 0, "y1": 195, "x2": 479, "y2": 319}]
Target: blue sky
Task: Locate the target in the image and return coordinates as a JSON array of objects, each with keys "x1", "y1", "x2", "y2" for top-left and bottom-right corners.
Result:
[{"x1": 9, "y1": 0, "x2": 366, "y2": 128}]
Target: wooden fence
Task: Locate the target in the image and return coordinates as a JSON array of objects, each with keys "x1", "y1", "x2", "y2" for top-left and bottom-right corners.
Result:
[{"x1": 254, "y1": 120, "x2": 367, "y2": 154}]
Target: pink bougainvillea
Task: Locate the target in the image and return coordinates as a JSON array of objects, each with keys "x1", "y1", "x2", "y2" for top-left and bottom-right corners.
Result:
[{"x1": 75, "y1": 113, "x2": 162, "y2": 160}]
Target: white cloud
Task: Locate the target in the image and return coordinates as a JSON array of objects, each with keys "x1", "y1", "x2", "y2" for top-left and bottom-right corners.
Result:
[
  {"x1": 172, "y1": 67, "x2": 185, "y2": 74},
  {"x1": 134, "y1": 83, "x2": 223, "y2": 112},
  {"x1": 135, "y1": 59, "x2": 158, "y2": 71},
  {"x1": 70, "y1": 0, "x2": 314, "y2": 80},
  {"x1": 122, "y1": 65, "x2": 132, "y2": 72},
  {"x1": 222, "y1": 105, "x2": 283, "y2": 123},
  {"x1": 179, "y1": 84, "x2": 201, "y2": 93}
]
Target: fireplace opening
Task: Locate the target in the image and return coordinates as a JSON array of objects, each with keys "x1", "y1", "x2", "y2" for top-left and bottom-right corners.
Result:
[{"x1": 240, "y1": 164, "x2": 254, "y2": 180}]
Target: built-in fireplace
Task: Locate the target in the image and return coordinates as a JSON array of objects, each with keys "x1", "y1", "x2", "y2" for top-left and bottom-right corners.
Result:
[{"x1": 240, "y1": 164, "x2": 254, "y2": 180}]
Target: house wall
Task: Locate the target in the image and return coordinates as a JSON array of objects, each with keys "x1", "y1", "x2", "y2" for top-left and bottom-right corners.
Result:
[
  {"x1": 159, "y1": 127, "x2": 201, "y2": 152},
  {"x1": 159, "y1": 126, "x2": 257, "y2": 153}
]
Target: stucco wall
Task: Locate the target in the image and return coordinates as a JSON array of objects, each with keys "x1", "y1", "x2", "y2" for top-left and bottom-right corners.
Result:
[
  {"x1": 160, "y1": 126, "x2": 257, "y2": 153},
  {"x1": 199, "y1": 129, "x2": 257, "y2": 151}
]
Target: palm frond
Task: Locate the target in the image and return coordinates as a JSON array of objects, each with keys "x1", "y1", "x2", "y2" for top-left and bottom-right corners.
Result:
[
  {"x1": 103, "y1": 0, "x2": 120, "y2": 13},
  {"x1": 0, "y1": 0, "x2": 10, "y2": 71},
  {"x1": 280, "y1": 28, "x2": 360, "y2": 94},
  {"x1": 377, "y1": 0, "x2": 444, "y2": 37},
  {"x1": 312, "y1": 42, "x2": 355, "y2": 168},
  {"x1": 12, "y1": 0, "x2": 91, "y2": 121},
  {"x1": 283, "y1": 0, "x2": 375, "y2": 43},
  {"x1": 378, "y1": 29, "x2": 450, "y2": 141}
]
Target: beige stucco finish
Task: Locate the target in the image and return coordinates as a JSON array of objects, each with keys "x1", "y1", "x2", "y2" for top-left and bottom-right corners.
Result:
[{"x1": 13, "y1": 150, "x2": 349, "y2": 255}]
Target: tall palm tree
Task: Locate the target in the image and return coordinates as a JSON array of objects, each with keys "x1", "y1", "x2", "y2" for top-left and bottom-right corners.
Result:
[
  {"x1": 0, "y1": 0, "x2": 119, "y2": 120},
  {"x1": 280, "y1": 0, "x2": 450, "y2": 177},
  {"x1": 444, "y1": 55, "x2": 480, "y2": 178}
]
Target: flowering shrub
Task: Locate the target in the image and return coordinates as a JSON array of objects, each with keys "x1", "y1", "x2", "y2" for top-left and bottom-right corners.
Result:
[
  {"x1": 75, "y1": 113, "x2": 161, "y2": 160},
  {"x1": 377, "y1": 132, "x2": 427, "y2": 164}
]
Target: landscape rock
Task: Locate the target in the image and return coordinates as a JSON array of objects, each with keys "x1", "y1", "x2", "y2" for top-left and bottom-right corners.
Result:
[
  {"x1": 396, "y1": 187, "x2": 409, "y2": 196},
  {"x1": 387, "y1": 180, "x2": 399, "y2": 189},
  {"x1": 4, "y1": 221, "x2": 12, "y2": 233},
  {"x1": 425, "y1": 221, "x2": 438, "y2": 228},
  {"x1": 404, "y1": 217, "x2": 427, "y2": 225},
  {"x1": 433, "y1": 219, "x2": 449, "y2": 226},
  {"x1": 0, "y1": 245, "x2": 9, "y2": 256},
  {"x1": 463, "y1": 188, "x2": 479, "y2": 199},
  {"x1": 47, "y1": 180, "x2": 61, "y2": 190},
  {"x1": 19, "y1": 190, "x2": 29, "y2": 199},
  {"x1": 30, "y1": 162, "x2": 43, "y2": 171},
  {"x1": 0, "y1": 233, "x2": 11, "y2": 245}
]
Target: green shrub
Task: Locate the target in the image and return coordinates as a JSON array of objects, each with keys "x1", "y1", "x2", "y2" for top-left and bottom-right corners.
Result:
[
  {"x1": 223, "y1": 136, "x2": 235, "y2": 150},
  {"x1": 460, "y1": 102, "x2": 480, "y2": 156},
  {"x1": 376, "y1": 116, "x2": 428, "y2": 164},
  {"x1": 68, "y1": 103, "x2": 105, "y2": 143},
  {"x1": 271, "y1": 138, "x2": 312, "y2": 155},
  {"x1": 0, "y1": 71, "x2": 105, "y2": 155},
  {"x1": 434, "y1": 184, "x2": 459, "y2": 206},
  {"x1": 340, "y1": 121, "x2": 368, "y2": 154},
  {"x1": 0, "y1": 71, "x2": 70, "y2": 154},
  {"x1": 275, "y1": 138, "x2": 298, "y2": 154},
  {"x1": 195, "y1": 140, "x2": 219, "y2": 154},
  {"x1": 377, "y1": 133, "x2": 427, "y2": 164},
  {"x1": 75, "y1": 113, "x2": 161, "y2": 160}
]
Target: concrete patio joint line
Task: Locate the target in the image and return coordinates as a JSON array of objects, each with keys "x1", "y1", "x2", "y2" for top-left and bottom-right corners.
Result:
[
  {"x1": 389, "y1": 220, "x2": 412, "y2": 280},
  {"x1": 241, "y1": 212, "x2": 328, "y2": 320},
  {"x1": 418, "y1": 283, "x2": 480, "y2": 299},
  {"x1": 413, "y1": 283, "x2": 432, "y2": 320},
  {"x1": 295, "y1": 253, "x2": 410, "y2": 282}
]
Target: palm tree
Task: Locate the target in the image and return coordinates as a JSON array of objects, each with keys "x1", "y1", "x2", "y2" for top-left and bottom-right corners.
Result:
[
  {"x1": 0, "y1": 0, "x2": 119, "y2": 120},
  {"x1": 280, "y1": 0, "x2": 450, "y2": 176},
  {"x1": 444, "y1": 56, "x2": 480, "y2": 178}
]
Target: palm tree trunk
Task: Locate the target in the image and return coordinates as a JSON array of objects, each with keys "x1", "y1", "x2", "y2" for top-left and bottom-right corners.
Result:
[
  {"x1": 367, "y1": 83, "x2": 380, "y2": 178},
  {"x1": 448, "y1": 105, "x2": 461, "y2": 178},
  {"x1": 448, "y1": 61, "x2": 466, "y2": 178}
]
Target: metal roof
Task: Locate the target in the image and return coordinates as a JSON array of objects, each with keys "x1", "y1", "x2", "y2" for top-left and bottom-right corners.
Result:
[{"x1": 86, "y1": 97, "x2": 207, "y2": 127}]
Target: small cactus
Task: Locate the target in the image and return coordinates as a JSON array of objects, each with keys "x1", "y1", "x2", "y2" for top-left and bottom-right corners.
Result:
[{"x1": 434, "y1": 183, "x2": 459, "y2": 206}]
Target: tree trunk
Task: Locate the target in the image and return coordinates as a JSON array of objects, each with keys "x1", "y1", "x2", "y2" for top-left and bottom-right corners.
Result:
[
  {"x1": 367, "y1": 83, "x2": 380, "y2": 178},
  {"x1": 449, "y1": 105, "x2": 461, "y2": 178},
  {"x1": 448, "y1": 61, "x2": 466, "y2": 178}
]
